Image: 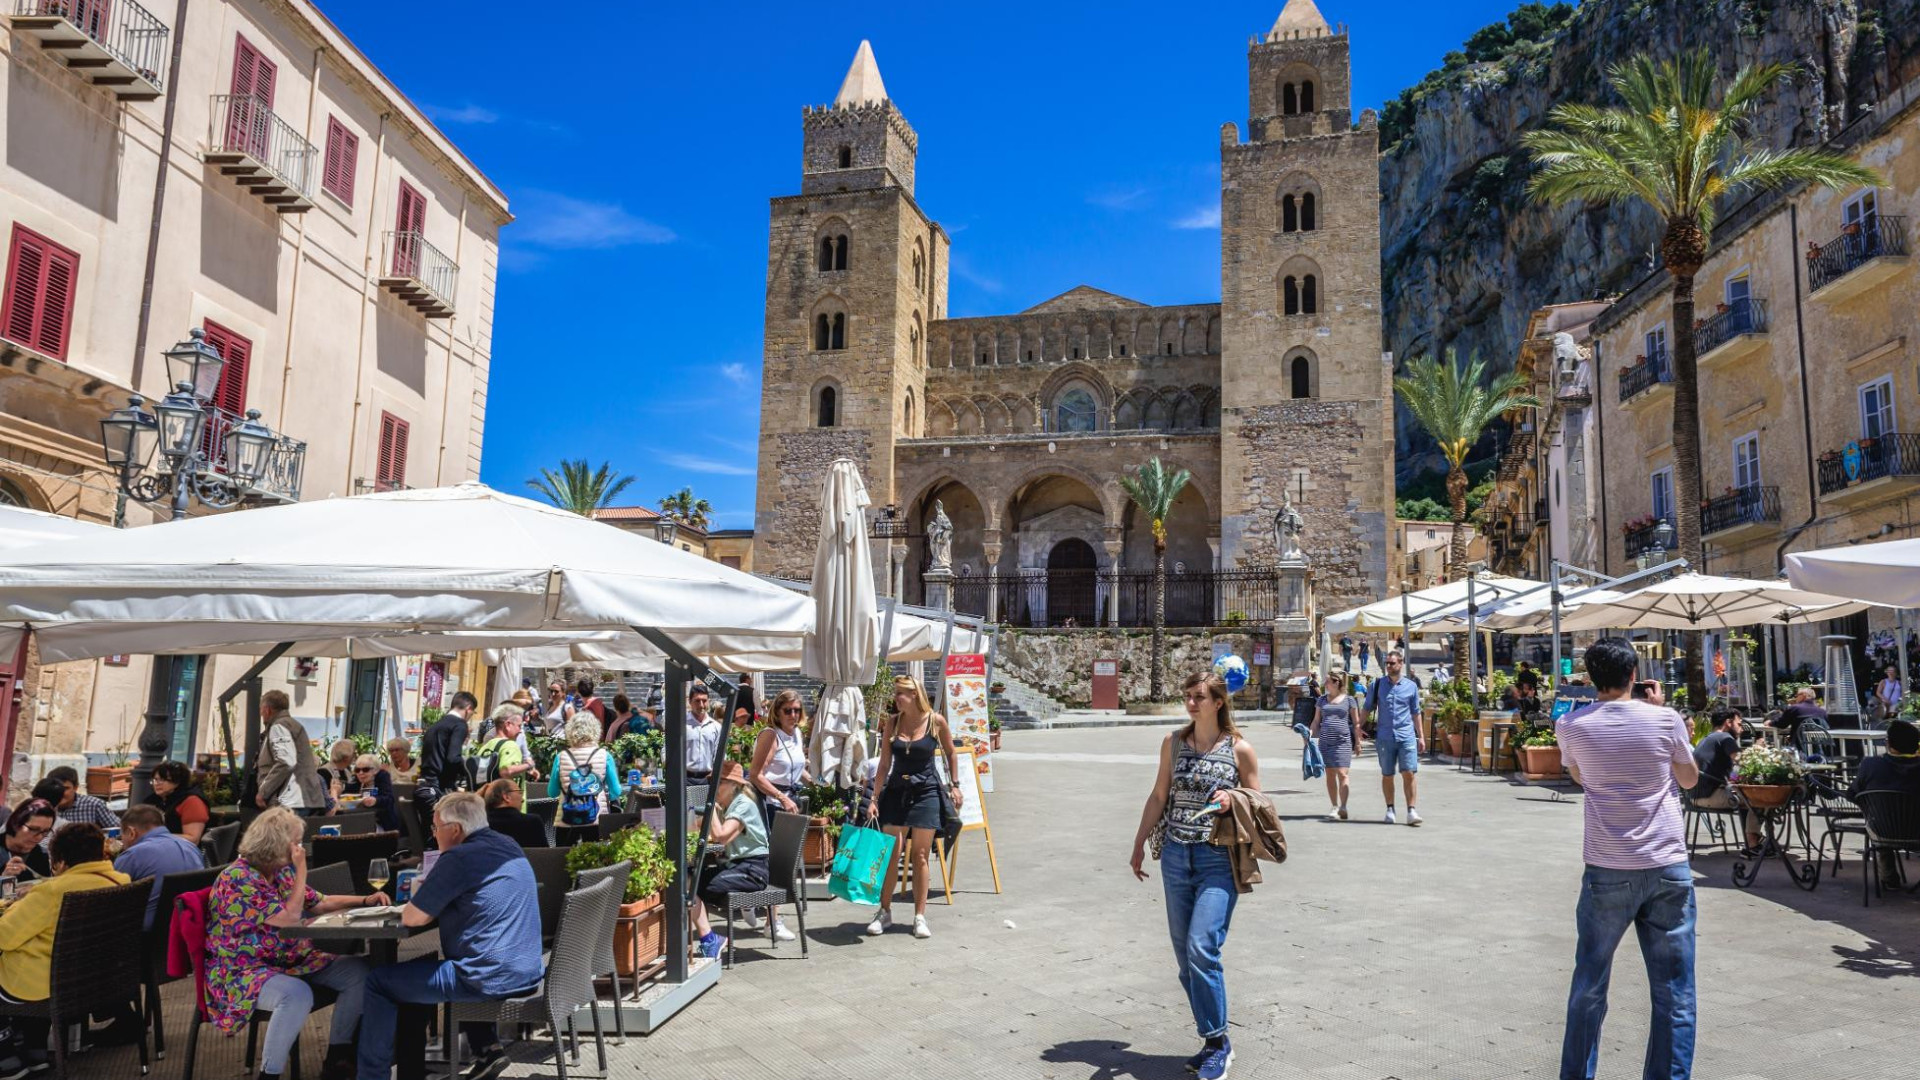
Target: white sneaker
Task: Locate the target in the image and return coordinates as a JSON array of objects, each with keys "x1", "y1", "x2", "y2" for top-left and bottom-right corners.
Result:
[
  {"x1": 912, "y1": 915, "x2": 932, "y2": 939},
  {"x1": 1337, "y1": 805, "x2": 1349, "y2": 820},
  {"x1": 1384, "y1": 807, "x2": 1397, "y2": 825},
  {"x1": 865, "y1": 909, "x2": 892, "y2": 936},
  {"x1": 741, "y1": 908, "x2": 763, "y2": 930},
  {"x1": 1323, "y1": 808, "x2": 1341, "y2": 821},
  {"x1": 771, "y1": 919, "x2": 796, "y2": 942},
  {"x1": 1407, "y1": 807, "x2": 1423, "y2": 827}
]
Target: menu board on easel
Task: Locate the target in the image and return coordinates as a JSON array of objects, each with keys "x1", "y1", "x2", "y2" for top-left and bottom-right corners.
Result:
[
  {"x1": 943, "y1": 654, "x2": 993, "y2": 792},
  {"x1": 937, "y1": 749, "x2": 1000, "y2": 894}
]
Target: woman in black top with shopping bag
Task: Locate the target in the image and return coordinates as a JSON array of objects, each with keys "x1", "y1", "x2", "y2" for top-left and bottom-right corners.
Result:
[{"x1": 864, "y1": 676, "x2": 961, "y2": 941}]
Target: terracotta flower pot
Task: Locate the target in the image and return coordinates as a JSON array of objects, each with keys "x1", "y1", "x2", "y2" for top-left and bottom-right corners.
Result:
[
  {"x1": 1445, "y1": 732, "x2": 1466, "y2": 758},
  {"x1": 614, "y1": 892, "x2": 666, "y2": 976},
  {"x1": 991, "y1": 731, "x2": 1002, "y2": 751},
  {"x1": 1735, "y1": 783, "x2": 1795, "y2": 810},
  {"x1": 1519, "y1": 745, "x2": 1562, "y2": 781},
  {"x1": 802, "y1": 817, "x2": 835, "y2": 870},
  {"x1": 86, "y1": 766, "x2": 131, "y2": 798}
]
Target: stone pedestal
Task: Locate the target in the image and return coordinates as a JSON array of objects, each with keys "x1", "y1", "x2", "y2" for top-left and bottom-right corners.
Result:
[
  {"x1": 1272, "y1": 559, "x2": 1316, "y2": 675},
  {"x1": 924, "y1": 567, "x2": 954, "y2": 613}
]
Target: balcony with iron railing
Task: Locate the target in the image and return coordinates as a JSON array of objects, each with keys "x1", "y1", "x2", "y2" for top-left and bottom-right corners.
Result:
[
  {"x1": 9, "y1": 0, "x2": 167, "y2": 100},
  {"x1": 1696, "y1": 297, "x2": 1769, "y2": 368},
  {"x1": 205, "y1": 94, "x2": 316, "y2": 212},
  {"x1": 1618, "y1": 350, "x2": 1672, "y2": 405},
  {"x1": 200, "y1": 405, "x2": 303, "y2": 503},
  {"x1": 1817, "y1": 432, "x2": 1920, "y2": 505},
  {"x1": 1623, "y1": 517, "x2": 1672, "y2": 561},
  {"x1": 379, "y1": 231, "x2": 458, "y2": 318},
  {"x1": 1808, "y1": 216, "x2": 1909, "y2": 300},
  {"x1": 1701, "y1": 484, "x2": 1780, "y2": 542},
  {"x1": 353, "y1": 477, "x2": 412, "y2": 495}
]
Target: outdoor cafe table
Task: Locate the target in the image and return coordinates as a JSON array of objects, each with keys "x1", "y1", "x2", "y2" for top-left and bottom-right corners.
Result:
[
  {"x1": 1824, "y1": 729, "x2": 1887, "y2": 757},
  {"x1": 1731, "y1": 767, "x2": 1840, "y2": 893},
  {"x1": 283, "y1": 909, "x2": 433, "y2": 965}
]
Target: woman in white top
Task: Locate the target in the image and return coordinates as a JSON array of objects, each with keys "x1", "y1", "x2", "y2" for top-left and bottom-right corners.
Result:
[
  {"x1": 751, "y1": 689, "x2": 812, "y2": 823},
  {"x1": 541, "y1": 680, "x2": 574, "y2": 734}
]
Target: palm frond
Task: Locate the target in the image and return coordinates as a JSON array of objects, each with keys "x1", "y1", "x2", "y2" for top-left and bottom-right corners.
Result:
[{"x1": 526, "y1": 458, "x2": 634, "y2": 516}]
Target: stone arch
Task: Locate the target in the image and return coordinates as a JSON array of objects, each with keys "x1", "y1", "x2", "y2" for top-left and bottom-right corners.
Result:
[
  {"x1": 1169, "y1": 387, "x2": 1202, "y2": 430},
  {"x1": 815, "y1": 217, "x2": 850, "y2": 272},
  {"x1": 1180, "y1": 315, "x2": 1207, "y2": 355},
  {"x1": 810, "y1": 377, "x2": 842, "y2": 428},
  {"x1": 1090, "y1": 321, "x2": 1112, "y2": 359},
  {"x1": 995, "y1": 325, "x2": 1019, "y2": 367},
  {"x1": 0, "y1": 472, "x2": 50, "y2": 511},
  {"x1": 1114, "y1": 386, "x2": 1153, "y2": 430},
  {"x1": 974, "y1": 395, "x2": 1010, "y2": 435},
  {"x1": 928, "y1": 398, "x2": 958, "y2": 437},
  {"x1": 1285, "y1": 346, "x2": 1320, "y2": 399},
  {"x1": 970, "y1": 330, "x2": 995, "y2": 367},
  {"x1": 1277, "y1": 254, "x2": 1323, "y2": 316},
  {"x1": 1131, "y1": 320, "x2": 1154, "y2": 359},
  {"x1": 911, "y1": 237, "x2": 926, "y2": 292},
  {"x1": 1003, "y1": 464, "x2": 1127, "y2": 534},
  {"x1": 1277, "y1": 171, "x2": 1323, "y2": 233},
  {"x1": 1037, "y1": 363, "x2": 1113, "y2": 428},
  {"x1": 1001, "y1": 394, "x2": 1036, "y2": 434},
  {"x1": 1276, "y1": 62, "x2": 1320, "y2": 116},
  {"x1": 912, "y1": 478, "x2": 992, "y2": 588},
  {"x1": 1195, "y1": 387, "x2": 1221, "y2": 428},
  {"x1": 1157, "y1": 318, "x2": 1179, "y2": 356},
  {"x1": 903, "y1": 387, "x2": 916, "y2": 437},
  {"x1": 1142, "y1": 389, "x2": 1173, "y2": 430},
  {"x1": 810, "y1": 293, "x2": 849, "y2": 351},
  {"x1": 909, "y1": 310, "x2": 923, "y2": 365},
  {"x1": 953, "y1": 397, "x2": 983, "y2": 436},
  {"x1": 1205, "y1": 314, "x2": 1221, "y2": 354}
]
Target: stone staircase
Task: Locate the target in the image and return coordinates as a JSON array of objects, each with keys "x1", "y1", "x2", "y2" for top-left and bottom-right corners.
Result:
[{"x1": 989, "y1": 669, "x2": 1067, "y2": 730}]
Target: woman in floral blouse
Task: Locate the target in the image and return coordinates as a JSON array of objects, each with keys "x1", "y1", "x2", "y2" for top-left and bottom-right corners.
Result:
[{"x1": 206, "y1": 808, "x2": 387, "y2": 1080}]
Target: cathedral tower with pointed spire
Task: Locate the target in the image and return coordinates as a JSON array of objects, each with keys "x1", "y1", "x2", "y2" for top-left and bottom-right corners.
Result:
[
  {"x1": 1216, "y1": 1, "x2": 1391, "y2": 615},
  {"x1": 754, "y1": 41, "x2": 949, "y2": 578}
]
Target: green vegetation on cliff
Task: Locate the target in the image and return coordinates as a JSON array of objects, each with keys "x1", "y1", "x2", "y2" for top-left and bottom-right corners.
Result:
[{"x1": 1378, "y1": 3, "x2": 1577, "y2": 151}]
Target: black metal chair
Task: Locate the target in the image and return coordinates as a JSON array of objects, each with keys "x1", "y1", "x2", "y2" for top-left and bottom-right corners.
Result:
[
  {"x1": 142, "y1": 866, "x2": 222, "y2": 1059},
  {"x1": 595, "y1": 812, "x2": 642, "y2": 839},
  {"x1": 1805, "y1": 774, "x2": 1868, "y2": 879},
  {"x1": 721, "y1": 811, "x2": 811, "y2": 968},
  {"x1": 1856, "y1": 790, "x2": 1920, "y2": 906},
  {"x1": 308, "y1": 831, "x2": 400, "y2": 893},
  {"x1": 447, "y1": 877, "x2": 617, "y2": 1080},
  {"x1": 1680, "y1": 788, "x2": 1746, "y2": 856},
  {"x1": 198, "y1": 822, "x2": 240, "y2": 865},
  {"x1": 523, "y1": 847, "x2": 573, "y2": 947},
  {"x1": 176, "y1": 894, "x2": 337, "y2": 1080},
  {"x1": 304, "y1": 810, "x2": 376, "y2": 840},
  {"x1": 0, "y1": 879, "x2": 151, "y2": 1079},
  {"x1": 525, "y1": 797, "x2": 560, "y2": 845}
]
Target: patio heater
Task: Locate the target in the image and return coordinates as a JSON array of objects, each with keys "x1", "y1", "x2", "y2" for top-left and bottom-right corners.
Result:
[{"x1": 1819, "y1": 634, "x2": 1860, "y2": 725}]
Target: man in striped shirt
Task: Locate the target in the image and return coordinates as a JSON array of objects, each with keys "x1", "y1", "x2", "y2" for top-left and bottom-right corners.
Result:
[{"x1": 1554, "y1": 637, "x2": 1700, "y2": 1080}]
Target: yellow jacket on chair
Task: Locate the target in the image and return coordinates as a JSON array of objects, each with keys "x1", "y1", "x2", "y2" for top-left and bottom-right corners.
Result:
[{"x1": 0, "y1": 860, "x2": 131, "y2": 1000}]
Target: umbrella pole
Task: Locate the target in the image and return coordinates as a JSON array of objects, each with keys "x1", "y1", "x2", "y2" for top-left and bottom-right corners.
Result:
[
  {"x1": 1550, "y1": 558, "x2": 1563, "y2": 701},
  {"x1": 1468, "y1": 576, "x2": 1479, "y2": 712},
  {"x1": 1764, "y1": 623, "x2": 1776, "y2": 709},
  {"x1": 936, "y1": 610, "x2": 957, "y2": 712}
]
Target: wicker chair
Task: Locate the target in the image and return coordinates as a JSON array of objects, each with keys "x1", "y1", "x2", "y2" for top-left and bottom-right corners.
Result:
[
  {"x1": 304, "y1": 860, "x2": 356, "y2": 898},
  {"x1": 0, "y1": 879, "x2": 151, "y2": 1079},
  {"x1": 304, "y1": 811, "x2": 376, "y2": 840},
  {"x1": 395, "y1": 796, "x2": 428, "y2": 857},
  {"x1": 522, "y1": 847, "x2": 572, "y2": 947},
  {"x1": 525, "y1": 797, "x2": 560, "y2": 845},
  {"x1": 198, "y1": 822, "x2": 240, "y2": 865},
  {"x1": 308, "y1": 831, "x2": 400, "y2": 893},
  {"x1": 571, "y1": 860, "x2": 632, "y2": 1041},
  {"x1": 174, "y1": 890, "x2": 337, "y2": 1080},
  {"x1": 594, "y1": 812, "x2": 642, "y2": 840},
  {"x1": 721, "y1": 811, "x2": 811, "y2": 969},
  {"x1": 1856, "y1": 790, "x2": 1920, "y2": 906},
  {"x1": 142, "y1": 866, "x2": 222, "y2": 1059},
  {"x1": 446, "y1": 876, "x2": 617, "y2": 1080}
]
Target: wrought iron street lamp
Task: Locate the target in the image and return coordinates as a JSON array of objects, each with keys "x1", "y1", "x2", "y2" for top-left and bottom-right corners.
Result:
[{"x1": 655, "y1": 518, "x2": 679, "y2": 547}]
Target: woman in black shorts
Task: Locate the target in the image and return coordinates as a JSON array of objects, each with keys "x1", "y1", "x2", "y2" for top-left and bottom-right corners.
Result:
[{"x1": 864, "y1": 676, "x2": 961, "y2": 940}]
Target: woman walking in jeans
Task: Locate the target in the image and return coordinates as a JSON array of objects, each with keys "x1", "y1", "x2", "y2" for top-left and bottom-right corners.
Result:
[{"x1": 1130, "y1": 671, "x2": 1261, "y2": 1079}]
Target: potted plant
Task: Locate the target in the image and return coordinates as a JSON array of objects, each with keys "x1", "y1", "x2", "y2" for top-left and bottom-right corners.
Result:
[
  {"x1": 989, "y1": 707, "x2": 1003, "y2": 751},
  {"x1": 565, "y1": 824, "x2": 681, "y2": 975},
  {"x1": 796, "y1": 781, "x2": 853, "y2": 870},
  {"x1": 1517, "y1": 726, "x2": 1561, "y2": 781},
  {"x1": 1732, "y1": 742, "x2": 1804, "y2": 810},
  {"x1": 86, "y1": 744, "x2": 134, "y2": 797}
]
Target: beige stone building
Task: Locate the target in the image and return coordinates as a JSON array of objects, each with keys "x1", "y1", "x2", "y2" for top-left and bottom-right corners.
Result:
[
  {"x1": 1592, "y1": 73, "x2": 1920, "y2": 682},
  {"x1": 753, "y1": 1, "x2": 1392, "y2": 630},
  {"x1": 0, "y1": 0, "x2": 508, "y2": 776},
  {"x1": 1394, "y1": 518, "x2": 1484, "y2": 592},
  {"x1": 594, "y1": 506, "x2": 756, "y2": 572}
]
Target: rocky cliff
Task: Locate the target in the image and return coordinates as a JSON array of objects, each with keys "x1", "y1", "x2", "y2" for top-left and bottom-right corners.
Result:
[{"x1": 1382, "y1": 0, "x2": 1920, "y2": 481}]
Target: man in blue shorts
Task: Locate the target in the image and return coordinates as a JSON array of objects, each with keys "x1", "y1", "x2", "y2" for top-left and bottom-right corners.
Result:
[{"x1": 1363, "y1": 650, "x2": 1425, "y2": 826}]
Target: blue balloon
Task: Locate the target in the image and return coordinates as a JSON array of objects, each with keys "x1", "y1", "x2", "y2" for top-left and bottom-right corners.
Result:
[{"x1": 1213, "y1": 654, "x2": 1250, "y2": 693}]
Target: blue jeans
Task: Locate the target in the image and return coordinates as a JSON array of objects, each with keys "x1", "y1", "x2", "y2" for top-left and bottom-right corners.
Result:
[
  {"x1": 1560, "y1": 864, "x2": 1696, "y2": 1080},
  {"x1": 1293, "y1": 723, "x2": 1325, "y2": 778},
  {"x1": 255, "y1": 957, "x2": 369, "y2": 1072},
  {"x1": 1162, "y1": 840, "x2": 1238, "y2": 1038},
  {"x1": 1377, "y1": 738, "x2": 1418, "y2": 775},
  {"x1": 357, "y1": 958, "x2": 525, "y2": 1080}
]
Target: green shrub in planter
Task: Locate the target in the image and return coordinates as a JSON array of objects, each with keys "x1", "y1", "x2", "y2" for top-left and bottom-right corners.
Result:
[{"x1": 564, "y1": 825, "x2": 692, "y2": 904}]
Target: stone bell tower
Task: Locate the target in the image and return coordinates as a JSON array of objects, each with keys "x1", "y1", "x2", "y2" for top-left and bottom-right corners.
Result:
[
  {"x1": 752, "y1": 41, "x2": 950, "y2": 578},
  {"x1": 1217, "y1": 0, "x2": 1392, "y2": 618}
]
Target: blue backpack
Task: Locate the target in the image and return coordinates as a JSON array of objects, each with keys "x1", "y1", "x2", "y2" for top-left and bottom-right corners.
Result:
[{"x1": 560, "y1": 748, "x2": 604, "y2": 826}]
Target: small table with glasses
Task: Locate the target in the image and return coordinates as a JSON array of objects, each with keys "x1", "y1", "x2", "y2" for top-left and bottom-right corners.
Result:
[{"x1": 282, "y1": 909, "x2": 434, "y2": 964}]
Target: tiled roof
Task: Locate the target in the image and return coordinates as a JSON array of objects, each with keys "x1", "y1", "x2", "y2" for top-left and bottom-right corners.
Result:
[{"x1": 594, "y1": 506, "x2": 662, "y2": 522}]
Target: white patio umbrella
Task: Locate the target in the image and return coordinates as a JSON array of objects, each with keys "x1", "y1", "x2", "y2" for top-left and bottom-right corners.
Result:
[
  {"x1": 801, "y1": 460, "x2": 879, "y2": 788},
  {"x1": 1785, "y1": 537, "x2": 1920, "y2": 609},
  {"x1": 0, "y1": 482, "x2": 815, "y2": 651},
  {"x1": 1323, "y1": 575, "x2": 1543, "y2": 634},
  {"x1": 0, "y1": 505, "x2": 113, "y2": 658},
  {"x1": 1552, "y1": 573, "x2": 1874, "y2": 633},
  {"x1": 1416, "y1": 588, "x2": 1629, "y2": 635}
]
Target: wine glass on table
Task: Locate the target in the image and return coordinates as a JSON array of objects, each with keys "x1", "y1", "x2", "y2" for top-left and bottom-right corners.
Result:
[{"x1": 365, "y1": 858, "x2": 390, "y2": 900}]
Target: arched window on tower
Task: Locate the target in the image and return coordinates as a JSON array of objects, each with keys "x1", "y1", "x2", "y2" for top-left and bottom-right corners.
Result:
[
  {"x1": 1054, "y1": 386, "x2": 1098, "y2": 433},
  {"x1": 1301, "y1": 81, "x2": 1315, "y2": 112},
  {"x1": 837, "y1": 145, "x2": 852, "y2": 168},
  {"x1": 1282, "y1": 194, "x2": 1298, "y2": 233},
  {"x1": 819, "y1": 238, "x2": 834, "y2": 271},
  {"x1": 1302, "y1": 275, "x2": 1318, "y2": 314},
  {"x1": 903, "y1": 389, "x2": 915, "y2": 437},
  {"x1": 818, "y1": 231, "x2": 849, "y2": 272},
  {"x1": 1283, "y1": 276, "x2": 1300, "y2": 316},
  {"x1": 1300, "y1": 191, "x2": 1316, "y2": 231},
  {"x1": 815, "y1": 311, "x2": 847, "y2": 350},
  {"x1": 1282, "y1": 83, "x2": 1298, "y2": 115},
  {"x1": 816, "y1": 385, "x2": 838, "y2": 427},
  {"x1": 1290, "y1": 356, "x2": 1311, "y2": 399}
]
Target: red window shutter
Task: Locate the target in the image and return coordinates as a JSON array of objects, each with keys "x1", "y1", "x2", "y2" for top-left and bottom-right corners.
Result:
[
  {"x1": 396, "y1": 181, "x2": 425, "y2": 234},
  {"x1": 231, "y1": 34, "x2": 276, "y2": 105},
  {"x1": 323, "y1": 116, "x2": 358, "y2": 205},
  {"x1": 202, "y1": 320, "x2": 252, "y2": 416},
  {"x1": 0, "y1": 226, "x2": 79, "y2": 361},
  {"x1": 377, "y1": 412, "x2": 409, "y2": 489}
]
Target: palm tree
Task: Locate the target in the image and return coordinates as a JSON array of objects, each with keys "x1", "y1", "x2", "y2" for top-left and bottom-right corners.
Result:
[
  {"x1": 1395, "y1": 352, "x2": 1539, "y2": 676},
  {"x1": 526, "y1": 459, "x2": 634, "y2": 516},
  {"x1": 657, "y1": 487, "x2": 714, "y2": 529},
  {"x1": 1523, "y1": 47, "x2": 1877, "y2": 706},
  {"x1": 1119, "y1": 457, "x2": 1192, "y2": 702}
]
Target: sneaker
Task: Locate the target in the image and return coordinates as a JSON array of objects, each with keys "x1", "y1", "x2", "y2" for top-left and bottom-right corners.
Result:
[
  {"x1": 698, "y1": 932, "x2": 726, "y2": 959},
  {"x1": 1407, "y1": 808, "x2": 1423, "y2": 827},
  {"x1": 865, "y1": 909, "x2": 892, "y2": 936},
  {"x1": 1184, "y1": 1047, "x2": 1208, "y2": 1073},
  {"x1": 462, "y1": 1047, "x2": 509, "y2": 1080},
  {"x1": 912, "y1": 915, "x2": 933, "y2": 939},
  {"x1": 1323, "y1": 808, "x2": 1341, "y2": 822},
  {"x1": 741, "y1": 908, "x2": 763, "y2": 930},
  {"x1": 1197, "y1": 1039, "x2": 1234, "y2": 1079},
  {"x1": 771, "y1": 919, "x2": 796, "y2": 942},
  {"x1": 1337, "y1": 805, "x2": 1348, "y2": 821},
  {"x1": 1384, "y1": 807, "x2": 1397, "y2": 825}
]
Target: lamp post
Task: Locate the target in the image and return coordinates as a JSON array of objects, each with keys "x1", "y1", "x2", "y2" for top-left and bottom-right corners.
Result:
[
  {"x1": 97, "y1": 328, "x2": 305, "y2": 802},
  {"x1": 654, "y1": 517, "x2": 680, "y2": 548}
]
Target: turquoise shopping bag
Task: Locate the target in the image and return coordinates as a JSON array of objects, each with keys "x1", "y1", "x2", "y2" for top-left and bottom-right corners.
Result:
[{"x1": 829, "y1": 823, "x2": 896, "y2": 906}]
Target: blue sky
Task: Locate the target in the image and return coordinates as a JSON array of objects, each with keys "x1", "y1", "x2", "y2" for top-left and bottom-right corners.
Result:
[{"x1": 324, "y1": 1, "x2": 1521, "y2": 527}]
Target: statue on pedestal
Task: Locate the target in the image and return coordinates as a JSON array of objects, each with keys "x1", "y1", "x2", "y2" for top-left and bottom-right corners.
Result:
[
  {"x1": 927, "y1": 499, "x2": 954, "y2": 572},
  {"x1": 1273, "y1": 489, "x2": 1305, "y2": 564}
]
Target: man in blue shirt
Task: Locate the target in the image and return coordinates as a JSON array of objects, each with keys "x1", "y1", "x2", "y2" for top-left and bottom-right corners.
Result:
[
  {"x1": 114, "y1": 804, "x2": 206, "y2": 930},
  {"x1": 357, "y1": 792, "x2": 542, "y2": 1080},
  {"x1": 1362, "y1": 650, "x2": 1426, "y2": 826}
]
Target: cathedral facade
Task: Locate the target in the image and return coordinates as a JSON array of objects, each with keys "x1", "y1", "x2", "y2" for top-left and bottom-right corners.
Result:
[{"x1": 753, "y1": 1, "x2": 1392, "y2": 624}]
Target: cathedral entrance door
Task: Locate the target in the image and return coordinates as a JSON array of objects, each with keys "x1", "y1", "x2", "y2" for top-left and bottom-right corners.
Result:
[{"x1": 1046, "y1": 539, "x2": 1099, "y2": 628}]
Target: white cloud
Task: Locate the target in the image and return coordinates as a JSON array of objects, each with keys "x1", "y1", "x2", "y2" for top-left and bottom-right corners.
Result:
[
  {"x1": 1173, "y1": 205, "x2": 1221, "y2": 230},
  {"x1": 659, "y1": 452, "x2": 755, "y2": 477},
  {"x1": 1088, "y1": 185, "x2": 1150, "y2": 210},
  {"x1": 512, "y1": 189, "x2": 675, "y2": 249},
  {"x1": 424, "y1": 102, "x2": 499, "y2": 125},
  {"x1": 718, "y1": 362, "x2": 751, "y2": 386},
  {"x1": 950, "y1": 254, "x2": 1002, "y2": 294}
]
